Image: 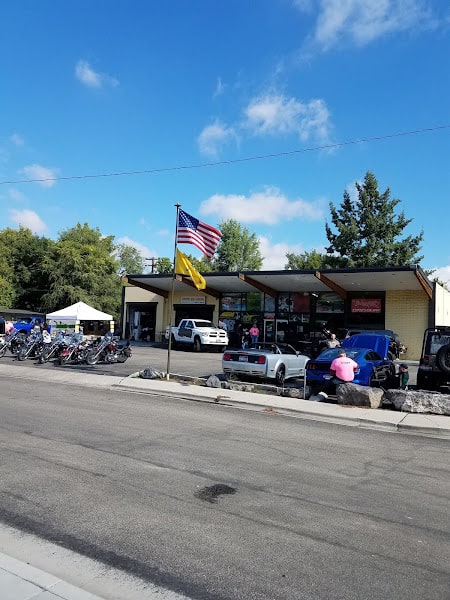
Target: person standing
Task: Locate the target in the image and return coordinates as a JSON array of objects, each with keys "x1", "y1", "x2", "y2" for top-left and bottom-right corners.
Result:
[
  {"x1": 249, "y1": 323, "x2": 259, "y2": 346},
  {"x1": 326, "y1": 333, "x2": 341, "y2": 348}
]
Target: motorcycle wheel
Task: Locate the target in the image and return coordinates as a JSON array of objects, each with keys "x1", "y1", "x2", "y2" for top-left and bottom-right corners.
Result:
[
  {"x1": 86, "y1": 351, "x2": 99, "y2": 365},
  {"x1": 39, "y1": 349, "x2": 50, "y2": 364},
  {"x1": 0, "y1": 345, "x2": 7, "y2": 358},
  {"x1": 18, "y1": 347, "x2": 27, "y2": 361}
]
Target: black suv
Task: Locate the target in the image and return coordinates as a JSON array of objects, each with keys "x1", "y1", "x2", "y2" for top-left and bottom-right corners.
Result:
[{"x1": 416, "y1": 327, "x2": 450, "y2": 391}]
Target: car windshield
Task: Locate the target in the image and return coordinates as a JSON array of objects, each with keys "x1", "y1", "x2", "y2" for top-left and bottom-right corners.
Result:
[
  {"x1": 16, "y1": 317, "x2": 33, "y2": 324},
  {"x1": 317, "y1": 348, "x2": 360, "y2": 360}
]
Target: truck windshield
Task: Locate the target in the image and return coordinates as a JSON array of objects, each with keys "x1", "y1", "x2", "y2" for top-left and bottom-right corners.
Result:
[{"x1": 193, "y1": 321, "x2": 215, "y2": 328}]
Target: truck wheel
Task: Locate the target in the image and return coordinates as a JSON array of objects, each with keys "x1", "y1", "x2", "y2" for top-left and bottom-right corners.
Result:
[
  {"x1": 171, "y1": 334, "x2": 178, "y2": 349},
  {"x1": 193, "y1": 337, "x2": 202, "y2": 352},
  {"x1": 275, "y1": 365, "x2": 286, "y2": 386},
  {"x1": 436, "y1": 344, "x2": 450, "y2": 374}
]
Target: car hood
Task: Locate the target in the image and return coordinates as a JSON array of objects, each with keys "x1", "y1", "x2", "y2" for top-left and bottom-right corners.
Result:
[{"x1": 342, "y1": 333, "x2": 390, "y2": 358}]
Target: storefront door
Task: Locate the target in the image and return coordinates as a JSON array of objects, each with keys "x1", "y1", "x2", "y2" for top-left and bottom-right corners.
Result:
[
  {"x1": 264, "y1": 319, "x2": 274, "y2": 342},
  {"x1": 276, "y1": 320, "x2": 288, "y2": 343}
]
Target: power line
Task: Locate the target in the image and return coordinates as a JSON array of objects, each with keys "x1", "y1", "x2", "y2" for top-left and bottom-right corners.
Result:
[{"x1": 1, "y1": 124, "x2": 448, "y2": 186}]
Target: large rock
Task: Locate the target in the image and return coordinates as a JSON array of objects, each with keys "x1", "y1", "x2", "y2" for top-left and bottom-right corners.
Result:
[
  {"x1": 140, "y1": 367, "x2": 165, "y2": 379},
  {"x1": 206, "y1": 375, "x2": 222, "y2": 388},
  {"x1": 383, "y1": 389, "x2": 450, "y2": 415},
  {"x1": 336, "y1": 382, "x2": 384, "y2": 409}
]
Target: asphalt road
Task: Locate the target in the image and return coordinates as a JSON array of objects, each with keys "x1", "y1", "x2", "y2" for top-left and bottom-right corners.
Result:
[{"x1": 0, "y1": 376, "x2": 448, "y2": 599}]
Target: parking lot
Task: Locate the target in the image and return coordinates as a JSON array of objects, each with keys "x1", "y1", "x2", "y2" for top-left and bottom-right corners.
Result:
[{"x1": 0, "y1": 340, "x2": 419, "y2": 387}]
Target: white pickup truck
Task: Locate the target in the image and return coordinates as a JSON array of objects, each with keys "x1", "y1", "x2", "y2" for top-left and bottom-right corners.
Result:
[{"x1": 165, "y1": 318, "x2": 229, "y2": 352}]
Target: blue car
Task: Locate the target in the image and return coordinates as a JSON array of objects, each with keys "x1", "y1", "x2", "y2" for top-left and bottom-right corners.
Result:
[{"x1": 306, "y1": 333, "x2": 396, "y2": 394}]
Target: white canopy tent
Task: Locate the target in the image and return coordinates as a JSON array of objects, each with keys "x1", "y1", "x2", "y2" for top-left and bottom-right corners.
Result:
[{"x1": 46, "y1": 301, "x2": 114, "y2": 335}]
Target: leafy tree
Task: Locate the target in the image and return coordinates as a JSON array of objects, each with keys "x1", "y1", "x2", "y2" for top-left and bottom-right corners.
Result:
[
  {"x1": 154, "y1": 257, "x2": 173, "y2": 274},
  {"x1": 40, "y1": 223, "x2": 121, "y2": 318},
  {"x1": 0, "y1": 227, "x2": 55, "y2": 310},
  {"x1": 116, "y1": 243, "x2": 145, "y2": 275},
  {"x1": 325, "y1": 171, "x2": 423, "y2": 267},
  {"x1": 213, "y1": 219, "x2": 263, "y2": 271},
  {"x1": 0, "y1": 237, "x2": 15, "y2": 307},
  {"x1": 285, "y1": 249, "x2": 329, "y2": 270}
]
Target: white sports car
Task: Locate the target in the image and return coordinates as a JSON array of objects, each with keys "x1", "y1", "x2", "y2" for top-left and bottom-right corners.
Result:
[{"x1": 222, "y1": 342, "x2": 309, "y2": 386}]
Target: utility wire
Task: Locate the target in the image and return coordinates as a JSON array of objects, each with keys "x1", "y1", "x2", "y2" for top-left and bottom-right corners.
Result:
[{"x1": 0, "y1": 124, "x2": 448, "y2": 186}]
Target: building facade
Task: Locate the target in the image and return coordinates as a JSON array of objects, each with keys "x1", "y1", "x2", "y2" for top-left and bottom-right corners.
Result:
[{"x1": 122, "y1": 266, "x2": 450, "y2": 360}]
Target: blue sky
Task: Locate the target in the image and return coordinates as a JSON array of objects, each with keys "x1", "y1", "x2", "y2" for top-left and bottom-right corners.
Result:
[{"x1": 1, "y1": 1, "x2": 449, "y2": 282}]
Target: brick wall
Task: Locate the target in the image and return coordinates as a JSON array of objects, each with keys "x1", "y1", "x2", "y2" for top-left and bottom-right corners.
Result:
[{"x1": 385, "y1": 290, "x2": 428, "y2": 360}]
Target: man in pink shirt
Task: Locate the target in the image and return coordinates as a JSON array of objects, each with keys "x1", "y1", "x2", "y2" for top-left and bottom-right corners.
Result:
[{"x1": 330, "y1": 348, "x2": 358, "y2": 383}]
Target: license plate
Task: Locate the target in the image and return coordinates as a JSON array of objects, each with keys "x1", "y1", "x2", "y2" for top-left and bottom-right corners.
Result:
[{"x1": 238, "y1": 355, "x2": 248, "y2": 362}]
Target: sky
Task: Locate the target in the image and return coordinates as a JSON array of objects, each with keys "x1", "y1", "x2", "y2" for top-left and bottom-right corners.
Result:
[{"x1": 1, "y1": 1, "x2": 450, "y2": 283}]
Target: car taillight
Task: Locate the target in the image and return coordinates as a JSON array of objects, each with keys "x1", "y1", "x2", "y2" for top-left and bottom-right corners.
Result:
[
  {"x1": 306, "y1": 363, "x2": 315, "y2": 370},
  {"x1": 421, "y1": 355, "x2": 430, "y2": 364},
  {"x1": 223, "y1": 353, "x2": 231, "y2": 361},
  {"x1": 257, "y1": 356, "x2": 266, "y2": 364}
]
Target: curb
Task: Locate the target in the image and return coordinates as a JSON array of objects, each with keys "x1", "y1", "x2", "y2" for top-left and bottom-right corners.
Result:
[{"x1": 0, "y1": 551, "x2": 105, "y2": 600}]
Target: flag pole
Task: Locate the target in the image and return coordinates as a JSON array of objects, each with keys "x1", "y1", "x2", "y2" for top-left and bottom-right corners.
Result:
[{"x1": 166, "y1": 203, "x2": 181, "y2": 380}]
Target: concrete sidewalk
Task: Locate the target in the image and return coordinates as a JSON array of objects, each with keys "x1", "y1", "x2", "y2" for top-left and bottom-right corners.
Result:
[{"x1": 0, "y1": 551, "x2": 105, "y2": 600}]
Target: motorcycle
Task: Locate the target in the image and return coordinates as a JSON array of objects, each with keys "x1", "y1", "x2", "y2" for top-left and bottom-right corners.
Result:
[
  {"x1": 85, "y1": 332, "x2": 132, "y2": 365},
  {"x1": 0, "y1": 329, "x2": 27, "y2": 357},
  {"x1": 58, "y1": 333, "x2": 89, "y2": 365},
  {"x1": 18, "y1": 331, "x2": 44, "y2": 361},
  {"x1": 38, "y1": 332, "x2": 67, "y2": 364}
]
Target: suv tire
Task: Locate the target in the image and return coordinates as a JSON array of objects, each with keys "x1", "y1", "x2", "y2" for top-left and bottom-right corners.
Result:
[{"x1": 436, "y1": 344, "x2": 450, "y2": 374}]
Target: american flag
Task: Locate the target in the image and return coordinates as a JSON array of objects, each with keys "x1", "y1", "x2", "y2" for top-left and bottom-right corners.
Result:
[{"x1": 176, "y1": 209, "x2": 222, "y2": 258}]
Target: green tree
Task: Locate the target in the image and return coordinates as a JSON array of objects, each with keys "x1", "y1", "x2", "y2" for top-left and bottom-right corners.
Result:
[
  {"x1": 154, "y1": 257, "x2": 173, "y2": 274},
  {"x1": 213, "y1": 219, "x2": 263, "y2": 271},
  {"x1": 116, "y1": 243, "x2": 145, "y2": 275},
  {"x1": 0, "y1": 237, "x2": 15, "y2": 307},
  {"x1": 0, "y1": 227, "x2": 55, "y2": 310},
  {"x1": 41, "y1": 223, "x2": 121, "y2": 318},
  {"x1": 285, "y1": 249, "x2": 329, "y2": 270},
  {"x1": 325, "y1": 171, "x2": 423, "y2": 267}
]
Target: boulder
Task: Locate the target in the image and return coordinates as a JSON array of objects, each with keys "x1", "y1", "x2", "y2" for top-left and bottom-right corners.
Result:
[
  {"x1": 336, "y1": 382, "x2": 384, "y2": 409},
  {"x1": 139, "y1": 367, "x2": 165, "y2": 379},
  {"x1": 280, "y1": 388, "x2": 302, "y2": 399},
  {"x1": 383, "y1": 389, "x2": 450, "y2": 415},
  {"x1": 206, "y1": 375, "x2": 222, "y2": 388}
]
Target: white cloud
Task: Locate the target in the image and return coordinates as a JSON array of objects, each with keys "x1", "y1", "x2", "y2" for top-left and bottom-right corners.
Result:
[
  {"x1": 197, "y1": 91, "x2": 332, "y2": 156},
  {"x1": 8, "y1": 188, "x2": 28, "y2": 202},
  {"x1": 20, "y1": 164, "x2": 58, "y2": 187},
  {"x1": 244, "y1": 93, "x2": 331, "y2": 142},
  {"x1": 75, "y1": 60, "x2": 119, "y2": 89},
  {"x1": 259, "y1": 236, "x2": 305, "y2": 270},
  {"x1": 200, "y1": 186, "x2": 324, "y2": 225},
  {"x1": 10, "y1": 133, "x2": 24, "y2": 146},
  {"x1": 213, "y1": 77, "x2": 225, "y2": 98},
  {"x1": 297, "y1": 0, "x2": 436, "y2": 52},
  {"x1": 197, "y1": 121, "x2": 238, "y2": 157},
  {"x1": 432, "y1": 265, "x2": 450, "y2": 287},
  {"x1": 116, "y1": 236, "x2": 155, "y2": 259},
  {"x1": 9, "y1": 209, "x2": 47, "y2": 234}
]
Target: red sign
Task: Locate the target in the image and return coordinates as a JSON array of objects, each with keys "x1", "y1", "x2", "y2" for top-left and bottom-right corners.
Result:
[{"x1": 351, "y1": 298, "x2": 382, "y2": 313}]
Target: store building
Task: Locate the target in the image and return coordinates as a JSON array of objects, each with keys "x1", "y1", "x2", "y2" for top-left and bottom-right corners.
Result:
[{"x1": 122, "y1": 265, "x2": 450, "y2": 360}]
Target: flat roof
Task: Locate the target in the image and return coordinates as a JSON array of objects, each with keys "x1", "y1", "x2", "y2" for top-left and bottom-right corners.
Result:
[{"x1": 126, "y1": 265, "x2": 433, "y2": 300}]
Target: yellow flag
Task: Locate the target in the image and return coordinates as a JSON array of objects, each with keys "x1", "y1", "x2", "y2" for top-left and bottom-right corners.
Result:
[{"x1": 175, "y1": 249, "x2": 206, "y2": 290}]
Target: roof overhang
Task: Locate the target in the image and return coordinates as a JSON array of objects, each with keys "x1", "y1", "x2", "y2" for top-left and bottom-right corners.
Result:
[{"x1": 125, "y1": 265, "x2": 433, "y2": 299}]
